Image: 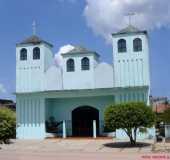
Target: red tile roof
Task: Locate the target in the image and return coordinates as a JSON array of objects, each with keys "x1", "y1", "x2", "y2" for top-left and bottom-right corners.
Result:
[{"x1": 152, "y1": 103, "x2": 170, "y2": 113}]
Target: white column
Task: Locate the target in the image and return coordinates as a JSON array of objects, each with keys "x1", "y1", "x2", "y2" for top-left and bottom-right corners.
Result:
[
  {"x1": 63, "y1": 120, "x2": 66, "y2": 138},
  {"x1": 93, "y1": 120, "x2": 97, "y2": 139}
]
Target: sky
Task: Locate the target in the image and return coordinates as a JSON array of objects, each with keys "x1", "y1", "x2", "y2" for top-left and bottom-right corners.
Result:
[{"x1": 0, "y1": 0, "x2": 170, "y2": 101}]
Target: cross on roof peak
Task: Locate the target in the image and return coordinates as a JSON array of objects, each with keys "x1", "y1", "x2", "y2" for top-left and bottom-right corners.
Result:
[
  {"x1": 32, "y1": 20, "x2": 37, "y2": 35},
  {"x1": 126, "y1": 12, "x2": 136, "y2": 26}
]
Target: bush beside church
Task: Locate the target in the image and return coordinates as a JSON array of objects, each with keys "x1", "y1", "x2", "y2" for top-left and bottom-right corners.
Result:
[{"x1": 0, "y1": 107, "x2": 16, "y2": 144}]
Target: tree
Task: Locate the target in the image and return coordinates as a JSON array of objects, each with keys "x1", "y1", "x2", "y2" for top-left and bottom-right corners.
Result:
[
  {"x1": 162, "y1": 108, "x2": 170, "y2": 124},
  {"x1": 0, "y1": 107, "x2": 16, "y2": 144},
  {"x1": 104, "y1": 102, "x2": 155, "y2": 145}
]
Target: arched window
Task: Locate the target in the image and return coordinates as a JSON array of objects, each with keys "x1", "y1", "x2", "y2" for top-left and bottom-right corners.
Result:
[
  {"x1": 67, "y1": 59, "x2": 75, "y2": 72},
  {"x1": 133, "y1": 38, "x2": 142, "y2": 52},
  {"x1": 81, "y1": 57, "x2": 90, "y2": 70},
  {"x1": 20, "y1": 48, "x2": 27, "y2": 61},
  {"x1": 33, "y1": 47, "x2": 40, "y2": 60},
  {"x1": 118, "y1": 39, "x2": 127, "y2": 53}
]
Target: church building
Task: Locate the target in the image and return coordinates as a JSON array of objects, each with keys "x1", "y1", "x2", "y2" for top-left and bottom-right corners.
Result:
[{"x1": 16, "y1": 25, "x2": 154, "y2": 139}]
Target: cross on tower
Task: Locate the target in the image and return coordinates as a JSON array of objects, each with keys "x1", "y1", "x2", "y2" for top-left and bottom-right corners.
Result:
[
  {"x1": 32, "y1": 20, "x2": 37, "y2": 35},
  {"x1": 126, "y1": 12, "x2": 136, "y2": 26}
]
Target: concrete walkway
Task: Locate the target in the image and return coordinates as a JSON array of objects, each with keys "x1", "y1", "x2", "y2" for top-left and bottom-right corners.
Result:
[{"x1": 0, "y1": 139, "x2": 169, "y2": 160}]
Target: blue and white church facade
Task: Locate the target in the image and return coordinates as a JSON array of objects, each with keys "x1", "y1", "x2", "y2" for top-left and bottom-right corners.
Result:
[{"x1": 16, "y1": 25, "x2": 154, "y2": 139}]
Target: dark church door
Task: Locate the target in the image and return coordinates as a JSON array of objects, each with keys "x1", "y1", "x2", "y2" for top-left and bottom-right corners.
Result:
[{"x1": 72, "y1": 106, "x2": 99, "y2": 137}]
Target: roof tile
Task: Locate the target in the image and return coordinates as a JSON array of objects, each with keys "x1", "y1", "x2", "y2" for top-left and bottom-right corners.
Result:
[{"x1": 17, "y1": 35, "x2": 53, "y2": 47}]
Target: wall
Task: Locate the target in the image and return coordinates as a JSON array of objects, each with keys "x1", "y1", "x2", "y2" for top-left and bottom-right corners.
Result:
[
  {"x1": 114, "y1": 87, "x2": 149, "y2": 104},
  {"x1": 116, "y1": 128, "x2": 155, "y2": 140},
  {"x1": 94, "y1": 63, "x2": 114, "y2": 88},
  {"x1": 165, "y1": 125, "x2": 170, "y2": 138},
  {"x1": 44, "y1": 45, "x2": 53, "y2": 71},
  {"x1": 16, "y1": 94, "x2": 46, "y2": 139},
  {"x1": 45, "y1": 65, "x2": 63, "y2": 90}
]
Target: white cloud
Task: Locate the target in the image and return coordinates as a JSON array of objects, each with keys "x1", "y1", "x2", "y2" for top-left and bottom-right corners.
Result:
[
  {"x1": 84, "y1": 0, "x2": 170, "y2": 43},
  {"x1": 0, "y1": 84, "x2": 6, "y2": 93},
  {"x1": 55, "y1": 44, "x2": 75, "y2": 67}
]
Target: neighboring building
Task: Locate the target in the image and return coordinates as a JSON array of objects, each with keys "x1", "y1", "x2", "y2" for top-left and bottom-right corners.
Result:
[
  {"x1": 150, "y1": 96, "x2": 170, "y2": 138},
  {"x1": 151, "y1": 97, "x2": 170, "y2": 113},
  {"x1": 0, "y1": 99, "x2": 16, "y2": 110},
  {"x1": 16, "y1": 25, "x2": 154, "y2": 139}
]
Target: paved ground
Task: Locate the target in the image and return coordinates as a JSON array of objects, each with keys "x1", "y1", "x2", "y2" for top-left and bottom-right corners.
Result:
[{"x1": 0, "y1": 138, "x2": 169, "y2": 160}]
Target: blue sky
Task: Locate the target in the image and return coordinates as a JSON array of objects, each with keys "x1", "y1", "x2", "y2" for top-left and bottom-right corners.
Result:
[{"x1": 0, "y1": 0, "x2": 170, "y2": 100}]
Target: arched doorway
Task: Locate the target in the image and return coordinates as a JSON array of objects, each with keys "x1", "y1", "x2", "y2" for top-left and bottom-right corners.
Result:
[{"x1": 72, "y1": 106, "x2": 99, "y2": 137}]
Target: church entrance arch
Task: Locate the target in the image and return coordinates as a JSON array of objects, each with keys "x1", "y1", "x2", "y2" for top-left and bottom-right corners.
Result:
[{"x1": 72, "y1": 106, "x2": 99, "y2": 137}]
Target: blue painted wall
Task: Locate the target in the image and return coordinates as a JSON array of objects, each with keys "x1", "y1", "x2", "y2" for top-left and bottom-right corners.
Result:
[{"x1": 16, "y1": 94, "x2": 46, "y2": 139}]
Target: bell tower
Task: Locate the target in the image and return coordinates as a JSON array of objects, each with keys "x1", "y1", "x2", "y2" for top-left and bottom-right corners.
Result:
[
  {"x1": 16, "y1": 35, "x2": 53, "y2": 92},
  {"x1": 112, "y1": 25, "x2": 150, "y2": 88}
]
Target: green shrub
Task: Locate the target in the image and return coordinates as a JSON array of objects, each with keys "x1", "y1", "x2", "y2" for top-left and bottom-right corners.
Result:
[
  {"x1": 0, "y1": 107, "x2": 16, "y2": 144},
  {"x1": 162, "y1": 108, "x2": 170, "y2": 124},
  {"x1": 104, "y1": 102, "x2": 155, "y2": 145}
]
